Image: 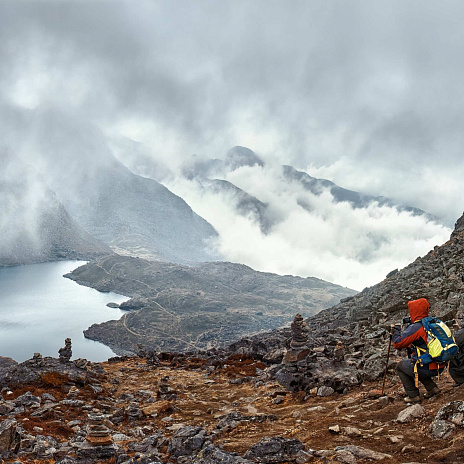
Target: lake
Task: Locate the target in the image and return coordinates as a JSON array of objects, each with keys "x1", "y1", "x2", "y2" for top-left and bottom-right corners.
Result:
[{"x1": 0, "y1": 261, "x2": 128, "y2": 362}]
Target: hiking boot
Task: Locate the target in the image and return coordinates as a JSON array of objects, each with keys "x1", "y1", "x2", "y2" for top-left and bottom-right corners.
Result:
[
  {"x1": 424, "y1": 387, "x2": 441, "y2": 399},
  {"x1": 404, "y1": 395, "x2": 421, "y2": 404}
]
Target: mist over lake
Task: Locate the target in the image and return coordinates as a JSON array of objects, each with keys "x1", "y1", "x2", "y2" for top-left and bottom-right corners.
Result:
[{"x1": 0, "y1": 261, "x2": 127, "y2": 362}]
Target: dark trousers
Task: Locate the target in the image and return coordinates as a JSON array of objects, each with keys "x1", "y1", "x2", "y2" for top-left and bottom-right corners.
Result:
[{"x1": 396, "y1": 359, "x2": 441, "y2": 398}]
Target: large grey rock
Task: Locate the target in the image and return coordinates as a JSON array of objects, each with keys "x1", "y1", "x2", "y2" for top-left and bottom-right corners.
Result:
[
  {"x1": 244, "y1": 436, "x2": 305, "y2": 463},
  {"x1": 317, "y1": 386, "x2": 335, "y2": 397},
  {"x1": 167, "y1": 426, "x2": 206, "y2": 457},
  {"x1": 76, "y1": 441, "x2": 118, "y2": 460},
  {"x1": 335, "y1": 445, "x2": 391, "y2": 460},
  {"x1": 430, "y1": 419, "x2": 456, "y2": 439},
  {"x1": 193, "y1": 444, "x2": 253, "y2": 463},
  {"x1": 216, "y1": 412, "x2": 278, "y2": 433},
  {"x1": 397, "y1": 404, "x2": 426, "y2": 423},
  {"x1": 435, "y1": 401, "x2": 464, "y2": 426},
  {"x1": 0, "y1": 419, "x2": 20, "y2": 453}
]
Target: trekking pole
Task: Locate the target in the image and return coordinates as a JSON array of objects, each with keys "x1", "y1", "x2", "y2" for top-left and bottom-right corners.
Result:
[{"x1": 381, "y1": 326, "x2": 394, "y2": 396}]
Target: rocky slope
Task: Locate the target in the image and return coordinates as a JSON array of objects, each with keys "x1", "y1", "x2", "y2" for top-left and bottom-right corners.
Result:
[
  {"x1": 2, "y1": 105, "x2": 218, "y2": 265},
  {"x1": 194, "y1": 178, "x2": 272, "y2": 233},
  {"x1": 0, "y1": 343, "x2": 462, "y2": 464},
  {"x1": 65, "y1": 254, "x2": 356, "y2": 354},
  {"x1": 281, "y1": 165, "x2": 435, "y2": 218},
  {"x1": 310, "y1": 211, "x2": 464, "y2": 329},
  {"x1": 233, "y1": 211, "x2": 464, "y2": 364}
]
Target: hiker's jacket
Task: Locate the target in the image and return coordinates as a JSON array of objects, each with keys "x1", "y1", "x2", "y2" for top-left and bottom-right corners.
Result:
[{"x1": 392, "y1": 298, "x2": 444, "y2": 370}]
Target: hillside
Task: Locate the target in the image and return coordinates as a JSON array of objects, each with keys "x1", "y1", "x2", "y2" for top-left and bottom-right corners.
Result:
[
  {"x1": 0, "y1": 346, "x2": 462, "y2": 463},
  {"x1": 65, "y1": 255, "x2": 356, "y2": 354},
  {"x1": 309, "y1": 210, "x2": 464, "y2": 330}
]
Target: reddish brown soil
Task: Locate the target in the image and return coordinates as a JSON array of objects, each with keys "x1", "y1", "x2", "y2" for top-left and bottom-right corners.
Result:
[{"x1": 6, "y1": 357, "x2": 464, "y2": 463}]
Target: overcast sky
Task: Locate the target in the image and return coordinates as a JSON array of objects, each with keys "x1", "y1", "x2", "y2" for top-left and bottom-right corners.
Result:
[
  {"x1": 1, "y1": 0, "x2": 463, "y2": 288},
  {"x1": 1, "y1": 0, "x2": 463, "y2": 224}
]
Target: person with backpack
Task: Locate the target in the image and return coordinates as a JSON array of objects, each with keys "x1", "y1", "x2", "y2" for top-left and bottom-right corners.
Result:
[
  {"x1": 449, "y1": 326, "x2": 464, "y2": 386},
  {"x1": 391, "y1": 298, "x2": 446, "y2": 403}
]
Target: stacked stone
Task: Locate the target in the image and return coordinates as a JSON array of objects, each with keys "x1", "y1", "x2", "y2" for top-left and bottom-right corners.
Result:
[
  {"x1": 157, "y1": 376, "x2": 176, "y2": 399},
  {"x1": 85, "y1": 413, "x2": 113, "y2": 446},
  {"x1": 137, "y1": 344, "x2": 160, "y2": 367},
  {"x1": 127, "y1": 401, "x2": 143, "y2": 422},
  {"x1": 58, "y1": 338, "x2": 72, "y2": 363},
  {"x1": 77, "y1": 413, "x2": 117, "y2": 461},
  {"x1": 333, "y1": 341, "x2": 345, "y2": 362},
  {"x1": 31, "y1": 353, "x2": 44, "y2": 367},
  {"x1": 282, "y1": 314, "x2": 310, "y2": 368}
]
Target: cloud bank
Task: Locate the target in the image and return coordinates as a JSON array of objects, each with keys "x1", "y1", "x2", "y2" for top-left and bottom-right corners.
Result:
[
  {"x1": 165, "y1": 161, "x2": 450, "y2": 290},
  {"x1": 0, "y1": 1, "x2": 462, "y2": 287}
]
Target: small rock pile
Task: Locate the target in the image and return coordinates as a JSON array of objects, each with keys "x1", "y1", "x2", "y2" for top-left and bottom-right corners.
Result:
[
  {"x1": 59, "y1": 338, "x2": 72, "y2": 363},
  {"x1": 282, "y1": 314, "x2": 310, "y2": 365},
  {"x1": 275, "y1": 315, "x2": 360, "y2": 394},
  {"x1": 85, "y1": 413, "x2": 113, "y2": 446}
]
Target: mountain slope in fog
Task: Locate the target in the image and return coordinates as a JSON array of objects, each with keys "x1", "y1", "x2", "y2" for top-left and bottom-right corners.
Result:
[
  {"x1": 27, "y1": 108, "x2": 218, "y2": 264},
  {"x1": 0, "y1": 154, "x2": 110, "y2": 265}
]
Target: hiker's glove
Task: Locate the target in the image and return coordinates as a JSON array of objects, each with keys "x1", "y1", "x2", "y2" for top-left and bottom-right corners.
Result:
[{"x1": 390, "y1": 324, "x2": 400, "y2": 339}]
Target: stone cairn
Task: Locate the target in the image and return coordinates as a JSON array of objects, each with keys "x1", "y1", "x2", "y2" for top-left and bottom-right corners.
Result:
[
  {"x1": 58, "y1": 338, "x2": 72, "y2": 363},
  {"x1": 137, "y1": 344, "x2": 160, "y2": 367},
  {"x1": 333, "y1": 340, "x2": 345, "y2": 362},
  {"x1": 282, "y1": 314, "x2": 310, "y2": 369},
  {"x1": 85, "y1": 413, "x2": 113, "y2": 446},
  {"x1": 127, "y1": 401, "x2": 143, "y2": 422},
  {"x1": 31, "y1": 353, "x2": 44, "y2": 367},
  {"x1": 78, "y1": 413, "x2": 116, "y2": 461}
]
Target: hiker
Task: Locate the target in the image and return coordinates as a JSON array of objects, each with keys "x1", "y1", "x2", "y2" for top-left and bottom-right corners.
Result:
[
  {"x1": 449, "y1": 325, "x2": 464, "y2": 387},
  {"x1": 391, "y1": 298, "x2": 444, "y2": 403}
]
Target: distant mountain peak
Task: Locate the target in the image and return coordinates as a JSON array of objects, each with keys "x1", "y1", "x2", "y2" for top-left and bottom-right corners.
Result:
[{"x1": 224, "y1": 146, "x2": 264, "y2": 171}]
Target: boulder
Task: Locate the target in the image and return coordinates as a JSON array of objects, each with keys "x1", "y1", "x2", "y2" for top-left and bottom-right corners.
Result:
[
  {"x1": 167, "y1": 426, "x2": 206, "y2": 457},
  {"x1": 397, "y1": 404, "x2": 426, "y2": 423},
  {"x1": 0, "y1": 419, "x2": 20, "y2": 453},
  {"x1": 335, "y1": 445, "x2": 391, "y2": 460},
  {"x1": 244, "y1": 436, "x2": 305, "y2": 463},
  {"x1": 317, "y1": 386, "x2": 335, "y2": 397},
  {"x1": 193, "y1": 444, "x2": 253, "y2": 463},
  {"x1": 435, "y1": 401, "x2": 464, "y2": 426},
  {"x1": 430, "y1": 419, "x2": 456, "y2": 439}
]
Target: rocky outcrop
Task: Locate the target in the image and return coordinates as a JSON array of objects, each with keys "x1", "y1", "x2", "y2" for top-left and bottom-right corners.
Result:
[
  {"x1": 0, "y1": 419, "x2": 20, "y2": 453},
  {"x1": 0, "y1": 354, "x2": 103, "y2": 389},
  {"x1": 451, "y1": 212, "x2": 464, "y2": 239},
  {"x1": 227, "y1": 212, "x2": 464, "y2": 396},
  {"x1": 310, "y1": 211, "x2": 464, "y2": 329},
  {"x1": 0, "y1": 343, "x2": 463, "y2": 464},
  {"x1": 282, "y1": 164, "x2": 435, "y2": 219}
]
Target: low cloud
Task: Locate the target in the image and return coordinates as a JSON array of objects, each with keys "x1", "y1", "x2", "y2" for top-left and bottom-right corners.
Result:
[{"x1": 166, "y1": 163, "x2": 450, "y2": 290}]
